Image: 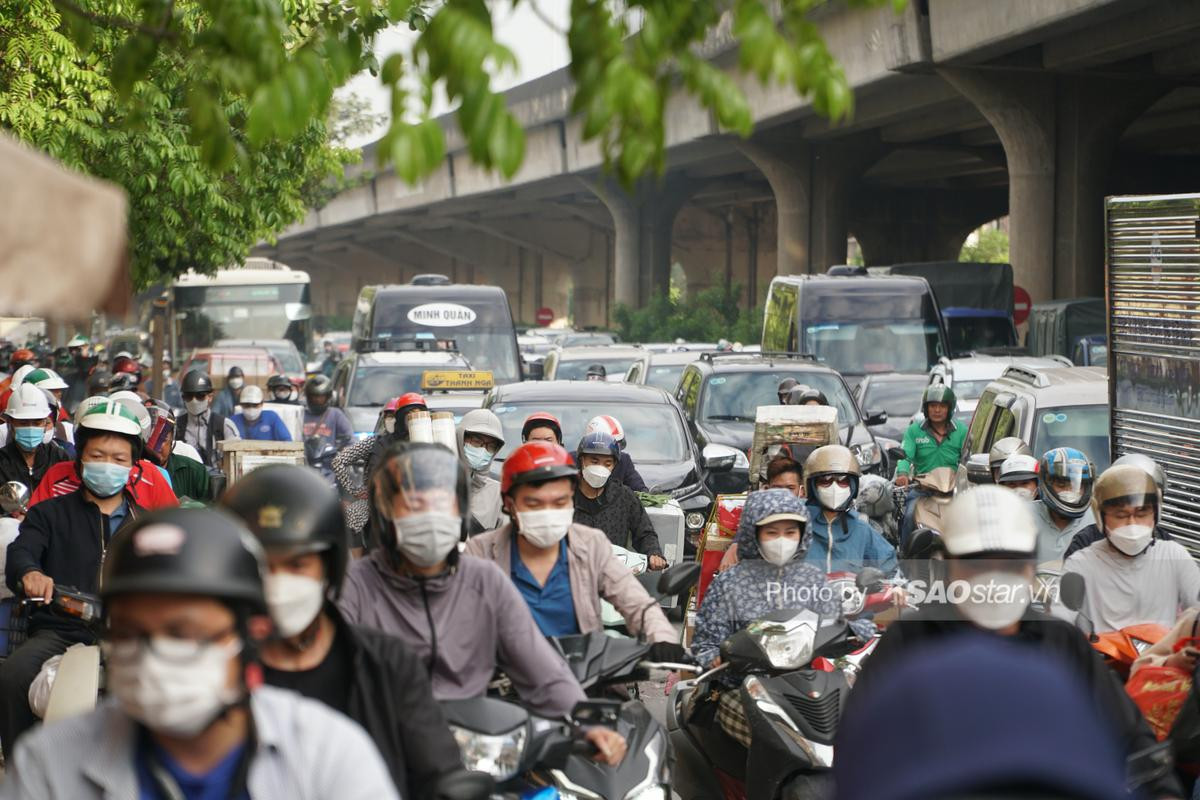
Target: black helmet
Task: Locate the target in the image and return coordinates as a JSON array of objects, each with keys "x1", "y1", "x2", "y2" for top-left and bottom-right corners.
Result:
[
  {"x1": 791, "y1": 386, "x2": 828, "y2": 406},
  {"x1": 266, "y1": 374, "x2": 291, "y2": 391},
  {"x1": 585, "y1": 363, "x2": 607, "y2": 380},
  {"x1": 86, "y1": 369, "x2": 112, "y2": 396},
  {"x1": 777, "y1": 377, "x2": 798, "y2": 403},
  {"x1": 220, "y1": 465, "x2": 349, "y2": 596},
  {"x1": 108, "y1": 372, "x2": 138, "y2": 393},
  {"x1": 102, "y1": 507, "x2": 267, "y2": 613},
  {"x1": 922, "y1": 384, "x2": 957, "y2": 420},
  {"x1": 304, "y1": 375, "x2": 333, "y2": 399},
  {"x1": 181, "y1": 370, "x2": 213, "y2": 395}
]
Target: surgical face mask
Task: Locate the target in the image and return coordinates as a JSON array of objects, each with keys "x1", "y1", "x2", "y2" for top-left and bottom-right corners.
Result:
[
  {"x1": 393, "y1": 512, "x2": 462, "y2": 567},
  {"x1": 228, "y1": 377, "x2": 244, "y2": 391},
  {"x1": 264, "y1": 572, "x2": 326, "y2": 638},
  {"x1": 582, "y1": 465, "x2": 611, "y2": 489},
  {"x1": 517, "y1": 508, "x2": 574, "y2": 548},
  {"x1": 816, "y1": 484, "x2": 851, "y2": 511},
  {"x1": 81, "y1": 460, "x2": 130, "y2": 498},
  {"x1": 242, "y1": 406, "x2": 262, "y2": 423},
  {"x1": 958, "y1": 571, "x2": 1031, "y2": 631},
  {"x1": 13, "y1": 426, "x2": 43, "y2": 452},
  {"x1": 41, "y1": 428, "x2": 53, "y2": 445},
  {"x1": 1056, "y1": 488, "x2": 1084, "y2": 505},
  {"x1": 759, "y1": 536, "x2": 799, "y2": 566},
  {"x1": 1014, "y1": 487, "x2": 1035, "y2": 501},
  {"x1": 185, "y1": 398, "x2": 209, "y2": 416},
  {"x1": 1108, "y1": 524, "x2": 1154, "y2": 556},
  {"x1": 104, "y1": 636, "x2": 243, "y2": 737},
  {"x1": 383, "y1": 417, "x2": 396, "y2": 435},
  {"x1": 273, "y1": 390, "x2": 291, "y2": 401},
  {"x1": 463, "y1": 444, "x2": 494, "y2": 472}
]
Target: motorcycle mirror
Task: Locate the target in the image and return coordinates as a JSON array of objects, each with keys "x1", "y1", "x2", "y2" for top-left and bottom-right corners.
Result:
[
  {"x1": 0, "y1": 481, "x2": 30, "y2": 515},
  {"x1": 966, "y1": 452, "x2": 993, "y2": 484},
  {"x1": 902, "y1": 527, "x2": 945, "y2": 562},
  {"x1": 886, "y1": 446, "x2": 907, "y2": 463},
  {"x1": 856, "y1": 566, "x2": 885, "y2": 591},
  {"x1": 207, "y1": 470, "x2": 227, "y2": 501},
  {"x1": 656, "y1": 562, "x2": 701, "y2": 598},
  {"x1": 433, "y1": 770, "x2": 495, "y2": 800},
  {"x1": 571, "y1": 699, "x2": 622, "y2": 729},
  {"x1": 865, "y1": 409, "x2": 888, "y2": 427},
  {"x1": 1059, "y1": 571, "x2": 1087, "y2": 612}
]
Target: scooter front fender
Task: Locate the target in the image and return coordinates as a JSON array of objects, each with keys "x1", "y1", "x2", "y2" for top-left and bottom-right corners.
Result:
[
  {"x1": 43, "y1": 644, "x2": 101, "y2": 723},
  {"x1": 741, "y1": 685, "x2": 831, "y2": 800}
]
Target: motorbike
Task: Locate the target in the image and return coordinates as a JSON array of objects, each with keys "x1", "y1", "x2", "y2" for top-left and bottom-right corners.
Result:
[
  {"x1": 1059, "y1": 572, "x2": 1168, "y2": 679},
  {"x1": 854, "y1": 474, "x2": 899, "y2": 545},
  {"x1": 668, "y1": 573, "x2": 879, "y2": 800},
  {"x1": 305, "y1": 435, "x2": 340, "y2": 485},
  {"x1": 899, "y1": 467, "x2": 957, "y2": 547},
  {"x1": 15, "y1": 587, "x2": 104, "y2": 722},
  {"x1": 601, "y1": 544, "x2": 650, "y2": 633}
]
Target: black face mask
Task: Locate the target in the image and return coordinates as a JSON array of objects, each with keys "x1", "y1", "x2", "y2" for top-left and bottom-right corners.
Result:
[{"x1": 308, "y1": 398, "x2": 328, "y2": 413}]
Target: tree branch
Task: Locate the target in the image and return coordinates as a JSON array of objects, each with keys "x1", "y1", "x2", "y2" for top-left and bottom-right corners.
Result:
[{"x1": 53, "y1": 0, "x2": 179, "y2": 41}]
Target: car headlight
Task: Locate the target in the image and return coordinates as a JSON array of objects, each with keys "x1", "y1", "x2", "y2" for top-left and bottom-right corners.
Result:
[
  {"x1": 449, "y1": 724, "x2": 526, "y2": 781},
  {"x1": 748, "y1": 614, "x2": 818, "y2": 669},
  {"x1": 733, "y1": 449, "x2": 750, "y2": 470},
  {"x1": 685, "y1": 511, "x2": 706, "y2": 530},
  {"x1": 851, "y1": 442, "x2": 880, "y2": 467}
]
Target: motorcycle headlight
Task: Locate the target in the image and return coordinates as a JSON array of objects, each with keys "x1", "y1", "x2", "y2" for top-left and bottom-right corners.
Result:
[
  {"x1": 449, "y1": 724, "x2": 526, "y2": 781},
  {"x1": 685, "y1": 511, "x2": 706, "y2": 531},
  {"x1": 748, "y1": 615, "x2": 818, "y2": 669},
  {"x1": 852, "y1": 442, "x2": 881, "y2": 468}
]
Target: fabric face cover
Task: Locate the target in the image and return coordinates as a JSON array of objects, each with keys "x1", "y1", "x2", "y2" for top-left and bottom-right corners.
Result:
[
  {"x1": 1108, "y1": 524, "x2": 1154, "y2": 556},
  {"x1": 228, "y1": 378, "x2": 245, "y2": 391},
  {"x1": 13, "y1": 426, "x2": 43, "y2": 451},
  {"x1": 242, "y1": 407, "x2": 262, "y2": 423},
  {"x1": 582, "y1": 465, "x2": 611, "y2": 489},
  {"x1": 393, "y1": 512, "x2": 462, "y2": 567},
  {"x1": 958, "y1": 571, "x2": 1031, "y2": 631},
  {"x1": 185, "y1": 398, "x2": 208, "y2": 416},
  {"x1": 517, "y1": 508, "x2": 574, "y2": 548},
  {"x1": 816, "y1": 484, "x2": 851, "y2": 511},
  {"x1": 264, "y1": 572, "x2": 326, "y2": 638},
  {"x1": 759, "y1": 536, "x2": 799, "y2": 566}
]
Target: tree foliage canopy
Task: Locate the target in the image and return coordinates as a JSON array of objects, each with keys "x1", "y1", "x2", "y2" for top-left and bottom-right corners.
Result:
[
  {"x1": 1, "y1": 0, "x2": 900, "y2": 286},
  {"x1": 614, "y1": 285, "x2": 762, "y2": 345}
]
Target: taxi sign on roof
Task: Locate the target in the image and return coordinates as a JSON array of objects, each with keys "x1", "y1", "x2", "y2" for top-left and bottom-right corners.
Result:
[{"x1": 421, "y1": 370, "x2": 494, "y2": 391}]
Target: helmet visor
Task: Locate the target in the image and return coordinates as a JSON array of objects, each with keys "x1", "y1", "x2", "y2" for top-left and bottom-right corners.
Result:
[
  {"x1": 1047, "y1": 458, "x2": 1090, "y2": 505},
  {"x1": 373, "y1": 446, "x2": 461, "y2": 518}
]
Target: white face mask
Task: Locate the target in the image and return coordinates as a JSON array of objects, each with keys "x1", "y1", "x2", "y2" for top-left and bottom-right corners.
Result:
[
  {"x1": 185, "y1": 398, "x2": 208, "y2": 416},
  {"x1": 104, "y1": 636, "x2": 242, "y2": 737},
  {"x1": 582, "y1": 465, "x2": 611, "y2": 489},
  {"x1": 228, "y1": 377, "x2": 245, "y2": 391},
  {"x1": 394, "y1": 512, "x2": 462, "y2": 567},
  {"x1": 759, "y1": 536, "x2": 799, "y2": 566},
  {"x1": 242, "y1": 406, "x2": 262, "y2": 423},
  {"x1": 1056, "y1": 488, "x2": 1084, "y2": 505},
  {"x1": 1014, "y1": 487, "x2": 1035, "y2": 501},
  {"x1": 958, "y1": 571, "x2": 1031, "y2": 631},
  {"x1": 265, "y1": 572, "x2": 326, "y2": 638},
  {"x1": 383, "y1": 417, "x2": 396, "y2": 435},
  {"x1": 1108, "y1": 524, "x2": 1154, "y2": 556},
  {"x1": 517, "y1": 508, "x2": 574, "y2": 548},
  {"x1": 816, "y1": 484, "x2": 851, "y2": 511}
]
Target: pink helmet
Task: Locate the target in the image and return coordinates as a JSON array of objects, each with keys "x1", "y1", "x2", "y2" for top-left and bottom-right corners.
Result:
[{"x1": 585, "y1": 414, "x2": 625, "y2": 446}]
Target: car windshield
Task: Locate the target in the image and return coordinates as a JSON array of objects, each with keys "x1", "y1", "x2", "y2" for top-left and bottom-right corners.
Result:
[
  {"x1": 861, "y1": 377, "x2": 929, "y2": 417},
  {"x1": 946, "y1": 316, "x2": 1015, "y2": 355},
  {"x1": 562, "y1": 333, "x2": 616, "y2": 347},
  {"x1": 349, "y1": 366, "x2": 458, "y2": 406},
  {"x1": 645, "y1": 364, "x2": 686, "y2": 392},
  {"x1": 1032, "y1": 405, "x2": 1111, "y2": 471},
  {"x1": 490, "y1": 401, "x2": 688, "y2": 463},
  {"x1": 951, "y1": 379, "x2": 996, "y2": 402},
  {"x1": 554, "y1": 355, "x2": 641, "y2": 381},
  {"x1": 699, "y1": 371, "x2": 860, "y2": 426},
  {"x1": 805, "y1": 322, "x2": 942, "y2": 375},
  {"x1": 267, "y1": 346, "x2": 304, "y2": 374}
]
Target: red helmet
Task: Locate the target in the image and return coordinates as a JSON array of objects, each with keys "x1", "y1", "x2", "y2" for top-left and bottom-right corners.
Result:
[
  {"x1": 386, "y1": 392, "x2": 427, "y2": 414},
  {"x1": 501, "y1": 441, "x2": 578, "y2": 495},
  {"x1": 113, "y1": 355, "x2": 141, "y2": 375},
  {"x1": 521, "y1": 412, "x2": 562, "y2": 443},
  {"x1": 10, "y1": 349, "x2": 35, "y2": 367}
]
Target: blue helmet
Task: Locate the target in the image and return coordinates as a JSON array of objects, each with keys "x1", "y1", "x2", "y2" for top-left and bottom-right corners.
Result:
[
  {"x1": 1038, "y1": 447, "x2": 1095, "y2": 519},
  {"x1": 577, "y1": 430, "x2": 620, "y2": 461}
]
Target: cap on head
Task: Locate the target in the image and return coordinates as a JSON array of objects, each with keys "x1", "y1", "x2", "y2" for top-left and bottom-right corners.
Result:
[
  {"x1": 459, "y1": 408, "x2": 504, "y2": 445},
  {"x1": 941, "y1": 485, "x2": 1037, "y2": 558},
  {"x1": 577, "y1": 430, "x2": 619, "y2": 460},
  {"x1": 1111, "y1": 453, "x2": 1166, "y2": 496},
  {"x1": 989, "y1": 437, "x2": 1033, "y2": 470},
  {"x1": 24, "y1": 368, "x2": 68, "y2": 391},
  {"x1": 239, "y1": 385, "x2": 264, "y2": 406}
]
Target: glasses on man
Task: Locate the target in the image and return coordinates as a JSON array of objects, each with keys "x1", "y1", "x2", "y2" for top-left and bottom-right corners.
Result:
[{"x1": 815, "y1": 475, "x2": 852, "y2": 488}]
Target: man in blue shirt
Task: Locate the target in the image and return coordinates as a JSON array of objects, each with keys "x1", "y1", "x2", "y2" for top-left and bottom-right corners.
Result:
[
  {"x1": 511, "y1": 537, "x2": 579, "y2": 636},
  {"x1": 803, "y1": 445, "x2": 897, "y2": 575},
  {"x1": 230, "y1": 385, "x2": 291, "y2": 442}
]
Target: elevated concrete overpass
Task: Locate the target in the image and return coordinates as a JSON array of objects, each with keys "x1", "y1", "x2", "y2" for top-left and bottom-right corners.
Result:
[{"x1": 255, "y1": 0, "x2": 1200, "y2": 329}]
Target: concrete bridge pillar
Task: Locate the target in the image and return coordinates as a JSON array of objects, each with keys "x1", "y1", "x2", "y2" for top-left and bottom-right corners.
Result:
[
  {"x1": 739, "y1": 140, "x2": 812, "y2": 275},
  {"x1": 942, "y1": 69, "x2": 1166, "y2": 301}
]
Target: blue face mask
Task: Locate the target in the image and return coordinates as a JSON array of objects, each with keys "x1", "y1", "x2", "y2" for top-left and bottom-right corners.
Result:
[
  {"x1": 81, "y1": 461, "x2": 130, "y2": 499},
  {"x1": 13, "y1": 426, "x2": 44, "y2": 452},
  {"x1": 463, "y1": 444, "x2": 494, "y2": 472}
]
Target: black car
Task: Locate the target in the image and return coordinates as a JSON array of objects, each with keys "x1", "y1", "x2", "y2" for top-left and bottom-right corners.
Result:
[
  {"x1": 674, "y1": 352, "x2": 887, "y2": 491},
  {"x1": 853, "y1": 372, "x2": 930, "y2": 443},
  {"x1": 483, "y1": 380, "x2": 728, "y2": 548}
]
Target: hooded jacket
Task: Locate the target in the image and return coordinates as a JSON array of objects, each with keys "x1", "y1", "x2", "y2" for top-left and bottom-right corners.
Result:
[
  {"x1": 456, "y1": 409, "x2": 505, "y2": 534},
  {"x1": 692, "y1": 489, "x2": 841, "y2": 672},
  {"x1": 338, "y1": 550, "x2": 586, "y2": 717},
  {"x1": 804, "y1": 501, "x2": 897, "y2": 575}
]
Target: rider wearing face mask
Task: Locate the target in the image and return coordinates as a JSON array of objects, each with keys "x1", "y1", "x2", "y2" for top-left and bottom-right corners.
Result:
[
  {"x1": 0, "y1": 382, "x2": 70, "y2": 494},
  {"x1": 571, "y1": 431, "x2": 666, "y2": 569},
  {"x1": 0, "y1": 400, "x2": 147, "y2": 757},
  {"x1": 3, "y1": 506, "x2": 400, "y2": 799},
  {"x1": 221, "y1": 465, "x2": 464, "y2": 799},
  {"x1": 1062, "y1": 453, "x2": 1174, "y2": 561},
  {"x1": 692, "y1": 489, "x2": 846, "y2": 747},
  {"x1": 1031, "y1": 447, "x2": 1096, "y2": 563},
  {"x1": 231, "y1": 385, "x2": 292, "y2": 442},
  {"x1": 267, "y1": 374, "x2": 298, "y2": 405},
  {"x1": 803, "y1": 445, "x2": 897, "y2": 575},
  {"x1": 583, "y1": 415, "x2": 647, "y2": 492},
  {"x1": 848, "y1": 485, "x2": 1182, "y2": 799},
  {"x1": 176, "y1": 370, "x2": 240, "y2": 471},
  {"x1": 995, "y1": 453, "x2": 1040, "y2": 502},
  {"x1": 465, "y1": 442, "x2": 679, "y2": 647},
  {"x1": 1060, "y1": 465, "x2": 1200, "y2": 632},
  {"x1": 211, "y1": 366, "x2": 245, "y2": 418},
  {"x1": 456, "y1": 409, "x2": 505, "y2": 534},
  {"x1": 338, "y1": 442, "x2": 628, "y2": 765}
]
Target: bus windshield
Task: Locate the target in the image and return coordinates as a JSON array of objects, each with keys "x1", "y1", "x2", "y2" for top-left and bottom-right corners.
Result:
[
  {"x1": 372, "y1": 300, "x2": 520, "y2": 384},
  {"x1": 804, "y1": 321, "x2": 942, "y2": 375},
  {"x1": 175, "y1": 283, "x2": 311, "y2": 357}
]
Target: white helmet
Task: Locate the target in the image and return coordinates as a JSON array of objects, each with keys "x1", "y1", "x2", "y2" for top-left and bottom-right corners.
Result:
[
  {"x1": 585, "y1": 415, "x2": 625, "y2": 446},
  {"x1": 997, "y1": 454, "x2": 1040, "y2": 484},
  {"x1": 109, "y1": 390, "x2": 152, "y2": 440},
  {"x1": 9, "y1": 364, "x2": 36, "y2": 391},
  {"x1": 239, "y1": 384, "x2": 264, "y2": 405},
  {"x1": 76, "y1": 398, "x2": 143, "y2": 438},
  {"x1": 5, "y1": 383, "x2": 51, "y2": 421},
  {"x1": 23, "y1": 368, "x2": 69, "y2": 392},
  {"x1": 941, "y1": 485, "x2": 1037, "y2": 558}
]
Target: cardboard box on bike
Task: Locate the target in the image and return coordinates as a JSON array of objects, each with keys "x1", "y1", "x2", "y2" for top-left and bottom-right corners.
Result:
[
  {"x1": 747, "y1": 405, "x2": 838, "y2": 487},
  {"x1": 220, "y1": 440, "x2": 305, "y2": 484}
]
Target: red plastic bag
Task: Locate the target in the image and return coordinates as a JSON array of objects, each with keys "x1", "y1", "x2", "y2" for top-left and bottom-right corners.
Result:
[{"x1": 1127, "y1": 665, "x2": 1193, "y2": 741}]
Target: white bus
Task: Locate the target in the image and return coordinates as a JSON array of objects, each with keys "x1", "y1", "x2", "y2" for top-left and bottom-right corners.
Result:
[{"x1": 171, "y1": 258, "x2": 312, "y2": 358}]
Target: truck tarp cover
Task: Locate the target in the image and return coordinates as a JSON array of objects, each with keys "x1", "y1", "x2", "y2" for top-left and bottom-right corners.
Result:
[
  {"x1": 1027, "y1": 298, "x2": 1106, "y2": 357},
  {"x1": 885, "y1": 262, "x2": 1013, "y2": 314}
]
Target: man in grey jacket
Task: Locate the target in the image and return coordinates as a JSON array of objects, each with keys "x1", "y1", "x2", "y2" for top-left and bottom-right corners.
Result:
[
  {"x1": 2, "y1": 507, "x2": 398, "y2": 800},
  {"x1": 338, "y1": 441, "x2": 628, "y2": 765},
  {"x1": 466, "y1": 440, "x2": 682, "y2": 659}
]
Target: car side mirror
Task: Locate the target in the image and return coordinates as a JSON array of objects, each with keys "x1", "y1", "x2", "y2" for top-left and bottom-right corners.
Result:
[
  {"x1": 865, "y1": 409, "x2": 888, "y2": 426},
  {"x1": 525, "y1": 361, "x2": 544, "y2": 381},
  {"x1": 856, "y1": 566, "x2": 885, "y2": 591},
  {"x1": 656, "y1": 562, "x2": 701, "y2": 597},
  {"x1": 886, "y1": 446, "x2": 907, "y2": 463},
  {"x1": 1059, "y1": 571, "x2": 1086, "y2": 612},
  {"x1": 966, "y1": 453, "x2": 992, "y2": 484},
  {"x1": 433, "y1": 770, "x2": 495, "y2": 800},
  {"x1": 702, "y1": 443, "x2": 738, "y2": 472}
]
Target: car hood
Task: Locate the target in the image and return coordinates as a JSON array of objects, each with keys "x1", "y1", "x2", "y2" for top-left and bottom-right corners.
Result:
[
  {"x1": 697, "y1": 420, "x2": 754, "y2": 449},
  {"x1": 639, "y1": 460, "x2": 701, "y2": 493}
]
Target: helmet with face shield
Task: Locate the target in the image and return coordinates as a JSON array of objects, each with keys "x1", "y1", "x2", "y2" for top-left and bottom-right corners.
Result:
[
  {"x1": 369, "y1": 442, "x2": 469, "y2": 565},
  {"x1": 1091, "y1": 464, "x2": 1161, "y2": 534},
  {"x1": 988, "y1": 437, "x2": 1033, "y2": 482},
  {"x1": 1111, "y1": 453, "x2": 1166, "y2": 497},
  {"x1": 1038, "y1": 447, "x2": 1095, "y2": 519}
]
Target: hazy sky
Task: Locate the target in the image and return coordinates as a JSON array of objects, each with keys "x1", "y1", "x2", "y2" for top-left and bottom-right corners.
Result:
[{"x1": 341, "y1": 0, "x2": 572, "y2": 147}]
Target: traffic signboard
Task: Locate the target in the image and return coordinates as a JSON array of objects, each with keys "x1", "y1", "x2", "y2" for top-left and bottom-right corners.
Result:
[
  {"x1": 1013, "y1": 286, "x2": 1032, "y2": 326},
  {"x1": 535, "y1": 307, "x2": 554, "y2": 326}
]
